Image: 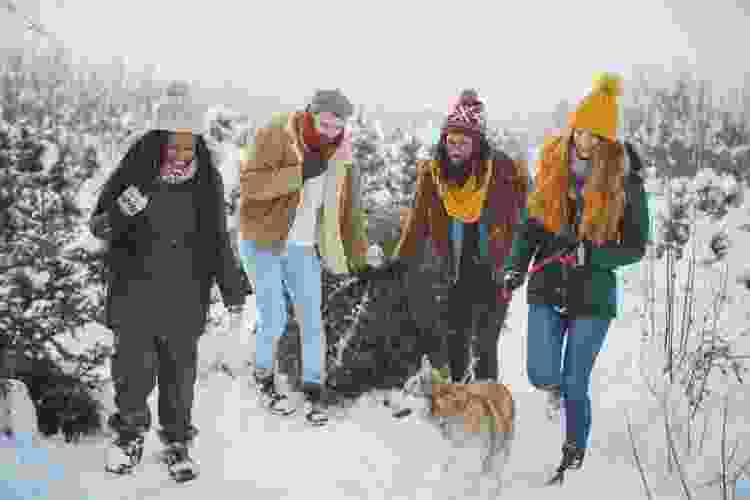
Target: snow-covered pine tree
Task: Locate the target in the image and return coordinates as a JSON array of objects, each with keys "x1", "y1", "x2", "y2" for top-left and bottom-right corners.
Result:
[{"x1": 0, "y1": 118, "x2": 109, "y2": 384}]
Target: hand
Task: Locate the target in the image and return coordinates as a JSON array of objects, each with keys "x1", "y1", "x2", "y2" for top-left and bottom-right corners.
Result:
[
  {"x1": 116, "y1": 185, "x2": 149, "y2": 217},
  {"x1": 551, "y1": 230, "x2": 580, "y2": 254},
  {"x1": 502, "y1": 270, "x2": 525, "y2": 292},
  {"x1": 302, "y1": 151, "x2": 327, "y2": 182}
]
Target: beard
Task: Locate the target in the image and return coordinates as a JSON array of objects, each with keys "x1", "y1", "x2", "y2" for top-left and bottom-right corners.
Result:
[{"x1": 442, "y1": 156, "x2": 469, "y2": 185}]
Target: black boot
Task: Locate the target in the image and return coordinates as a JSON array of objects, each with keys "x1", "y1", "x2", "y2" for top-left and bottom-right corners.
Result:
[
  {"x1": 545, "y1": 441, "x2": 585, "y2": 486},
  {"x1": 163, "y1": 442, "x2": 199, "y2": 483}
]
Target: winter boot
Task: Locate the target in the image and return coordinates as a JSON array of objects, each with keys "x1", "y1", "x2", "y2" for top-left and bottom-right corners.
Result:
[
  {"x1": 104, "y1": 433, "x2": 144, "y2": 475},
  {"x1": 545, "y1": 441, "x2": 586, "y2": 486},
  {"x1": 253, "y1": 370, "x2": 296, "y2": 416},
  {"x1": 162, "y1": 442, "x2": 199, "y2": 483},
  {"x1": 302, "y1": 385, "x2": 329, "y2": 427}
]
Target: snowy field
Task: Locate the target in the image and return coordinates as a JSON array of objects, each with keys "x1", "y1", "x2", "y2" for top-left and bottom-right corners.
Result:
[{"x1": 6, "y1": 144, "x2": 750, "y2": 499}]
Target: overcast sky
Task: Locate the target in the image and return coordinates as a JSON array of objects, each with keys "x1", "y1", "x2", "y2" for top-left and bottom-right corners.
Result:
[{"x1": 4, "y1": 0, "x2": 749, "y2": 118}]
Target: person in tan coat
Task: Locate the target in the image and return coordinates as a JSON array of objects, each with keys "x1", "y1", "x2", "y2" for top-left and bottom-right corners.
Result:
[{"x1": 238, "y1": 89, "x2": 368, "y2": 426}]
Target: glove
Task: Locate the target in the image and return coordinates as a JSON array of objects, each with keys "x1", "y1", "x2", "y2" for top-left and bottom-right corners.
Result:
[
  {"x1": 357, "y1": 259, "x2": 408, "y2": 281},
  {"x1": 502, "y1": 270, "x2": 525, "y2": 292},
  {"x1": 551, "y1": 230, "x2": 580, "y2": 254},
  {"x1": 116, "y1": 185, "x2": 149, "y2": 217},
  {"x1": 302, "y1": 150, "x2": 327, "y2": 182}
]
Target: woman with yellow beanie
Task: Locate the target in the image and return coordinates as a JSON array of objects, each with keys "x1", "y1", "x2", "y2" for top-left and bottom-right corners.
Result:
[{"x1": 502, "y1": 73, "x2": 651, "y2": 485}]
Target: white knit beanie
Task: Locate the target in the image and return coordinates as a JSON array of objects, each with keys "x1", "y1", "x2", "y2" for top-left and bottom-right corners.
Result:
[{"x1": 151, "y1": 81, "x2": 205, "y2": 135}]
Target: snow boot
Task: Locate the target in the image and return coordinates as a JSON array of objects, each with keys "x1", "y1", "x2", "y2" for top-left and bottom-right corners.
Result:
[
  {"x1": 105, "y1": 433, "x2": 144, "y2": 475},
  {"x1": 163, "y1": 442, "x2": 199, "y2": 483},
  {"x1": 253, "y1": 371, "x2": 296, "y2": 416},
  {"x1": 545, "y1": 441, "x2": 585, "y2": 486},
  {"x1": 302, "y1": 386, "x2": 328, "y2": 427}
]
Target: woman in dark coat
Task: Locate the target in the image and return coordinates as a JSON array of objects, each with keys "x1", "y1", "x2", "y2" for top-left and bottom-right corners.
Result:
[{"x1": 89, "y1": 99, "x2": 248, "y2": 481}]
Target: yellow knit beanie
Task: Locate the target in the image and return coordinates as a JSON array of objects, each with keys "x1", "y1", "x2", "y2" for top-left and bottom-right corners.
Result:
[{"x1": 569, "y1": 73, "x2": 623, "y2": 142}]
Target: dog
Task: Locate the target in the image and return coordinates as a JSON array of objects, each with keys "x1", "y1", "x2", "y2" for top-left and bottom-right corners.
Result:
[{"x1": 390, "y1": 355, "x2": 516, "y2": 493}]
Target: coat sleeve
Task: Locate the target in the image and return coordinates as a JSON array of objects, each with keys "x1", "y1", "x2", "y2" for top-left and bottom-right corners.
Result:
[
  {"x1": 392, "y1": 161, "x2": 432, "y2": 261},
  {"x1": 586, "y1": 175, "x2": 650, "y2": 270},
  {"x1": 88, "y1": 155, "x2": 146, "y2": 242},
  {"x1": 502, "y1": 148, "x2": 543, "y2": 275},
  {"x1": 239, "y1": 125, "x2": 303, "y2": 200},
  {"x1": 212, "y1": 169, "x2": 250, "y2": 307}
]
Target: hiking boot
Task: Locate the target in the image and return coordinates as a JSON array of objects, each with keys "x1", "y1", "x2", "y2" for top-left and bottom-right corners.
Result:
[
  {"x1": 561, "y1": 441, "x2": 585, "y2": 470},
  {"x1": 253, "y1": 371, "x2": 296, "y2": 416},
  {"x1": 545, "y1": 441, "x2": 585, "y2": 486},
  {"x1": 162, "y1": 442, "x2": 199, "y2": 483},
  {"x1": 105, "y1": 433, "x2": 144, "y2": 475}
]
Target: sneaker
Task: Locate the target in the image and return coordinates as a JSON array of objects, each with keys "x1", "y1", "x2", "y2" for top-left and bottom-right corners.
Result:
[
  {"x1": 105, "y1": 434, "x2": 144, "y2": 475},
  {"x1": 163, "y1": 442, "x2": 199, "y2": 483},
  {"x1": 303, "y1": 394, "x2": 328, "y2": 427},
  {"x1": 253, "y1": 372, "x2": 296, "y2": 416}
]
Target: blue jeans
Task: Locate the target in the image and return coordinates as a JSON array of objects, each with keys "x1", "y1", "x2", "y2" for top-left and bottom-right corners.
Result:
[
  {"x1": 526, "y1": 303, "x2": 611, "y2": 449},
  {"x1": 238, "y1": 240, "x2": 324, "y2": 385}
]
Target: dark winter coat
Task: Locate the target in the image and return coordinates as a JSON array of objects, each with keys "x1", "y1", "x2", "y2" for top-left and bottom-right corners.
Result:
[
  {"x1": 394, "y1": 150, "x2": 529, "y2": 304},
  {"x1": 503, "y1": 143, "x2": 650, "y2": 318},
  {"x1": 89, "y1": 130, "x2": 249, "y2": 337}
]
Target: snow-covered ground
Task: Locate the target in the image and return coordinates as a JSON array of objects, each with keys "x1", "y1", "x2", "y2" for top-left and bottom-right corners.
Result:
[{"x1": 7, "y1": 148, "x2": 750, "y2": 499}]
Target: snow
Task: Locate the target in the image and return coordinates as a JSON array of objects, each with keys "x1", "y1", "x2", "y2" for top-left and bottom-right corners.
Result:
[
  {"x1": 6, "y1": 139, "x2": 750, "y2": 500},
  {"x1": 9, "y1": 222, "x2": 748, "y2": 500}
]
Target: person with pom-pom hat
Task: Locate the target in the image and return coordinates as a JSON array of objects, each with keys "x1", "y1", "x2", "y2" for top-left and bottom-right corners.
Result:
[
  {"x1": 362, "y1": 88, "x2": 531, "y2": 384},
  {"x1": 89, "y1": 81, "x2": 249, "y2": 481},
  {"x1": 502, "y1": 73, "x2": 651, "y2": 484}
]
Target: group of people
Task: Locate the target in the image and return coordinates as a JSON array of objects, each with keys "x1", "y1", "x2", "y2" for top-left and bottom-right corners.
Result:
[{"x1": 88, "y1": 73, "x2": 650, "y2": 483}]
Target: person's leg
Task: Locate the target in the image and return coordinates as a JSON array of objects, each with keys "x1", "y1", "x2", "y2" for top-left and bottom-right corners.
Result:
[
  {"x1": 106, "y1": 332, "x2": 158, "y2": 474},
  {"x1": 282, "y1": 243, "x2": 328, "y2": 425},
  {"x1": 526, "y1": 303, "x2": 566, "y2": 390},
  {"x1": 283, "y1": 243, "x2": 324, "y2": 387},
  {"x1": 238, "y1": 240, "x2": 286, "y2": 378},
  {"x1": 446, "y1": 283, "x2": 472, "y2": 381},
  {"x1": 238, "y1": 240, "x2": 295, "y2": 415},
  {"x1": 154, "y1": 335, "x2": 200, "y2": 480},
  {"x1": 474, "y1": 299, "x2": 508, "y2": 381},
  {"x1": 155, "y1": 335, "x2": 199, "y2": 446},
  {"x1": 560, "y1": 316, "x2": 611, "y2": 451}
]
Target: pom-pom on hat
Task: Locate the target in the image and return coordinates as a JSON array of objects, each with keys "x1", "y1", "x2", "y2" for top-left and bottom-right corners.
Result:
[
  {"x1": 569, "y1": 72, "x2": 623, "y2": 142},
  {"x1": 442, "y1": 89, "x2": 487, "y2": 136},
  {"x1": 152, "y1": 80, "x2": 205, "y2": 135}
]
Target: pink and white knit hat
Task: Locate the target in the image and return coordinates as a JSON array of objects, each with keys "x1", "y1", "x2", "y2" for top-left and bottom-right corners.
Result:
[{"x1": 442, "y1": 89, "x2": 487, "y2": 136}]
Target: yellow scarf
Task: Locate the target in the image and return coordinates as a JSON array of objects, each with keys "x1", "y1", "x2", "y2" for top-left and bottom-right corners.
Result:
[{"x1": 430, "y1": 159, "x2": 493, "y2": 223}]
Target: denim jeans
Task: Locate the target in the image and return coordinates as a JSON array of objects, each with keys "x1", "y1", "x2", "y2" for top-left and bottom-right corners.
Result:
[
  {"x1": 238, "y1": 240, "x2": 324, "y2": 385},
  {"x1": 526, "y1": 303, "x2": 611, "y2": 449}
]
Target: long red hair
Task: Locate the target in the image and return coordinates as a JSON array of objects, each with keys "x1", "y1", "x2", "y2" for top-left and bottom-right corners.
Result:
[{"x1": 527, "y1": 128, "x2": 627, "y2": 244}]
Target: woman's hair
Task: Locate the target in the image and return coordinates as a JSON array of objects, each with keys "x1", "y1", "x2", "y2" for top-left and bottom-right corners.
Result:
[
  {"x1": 528, "y1": 131, "x2": 627, "y2": 243},
  {"x1": 433, "y1": 131, "x2": 492, "y2": 183},
  {"x1": 97, "y1": 130, "x2": 215, "y2": 197}
]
